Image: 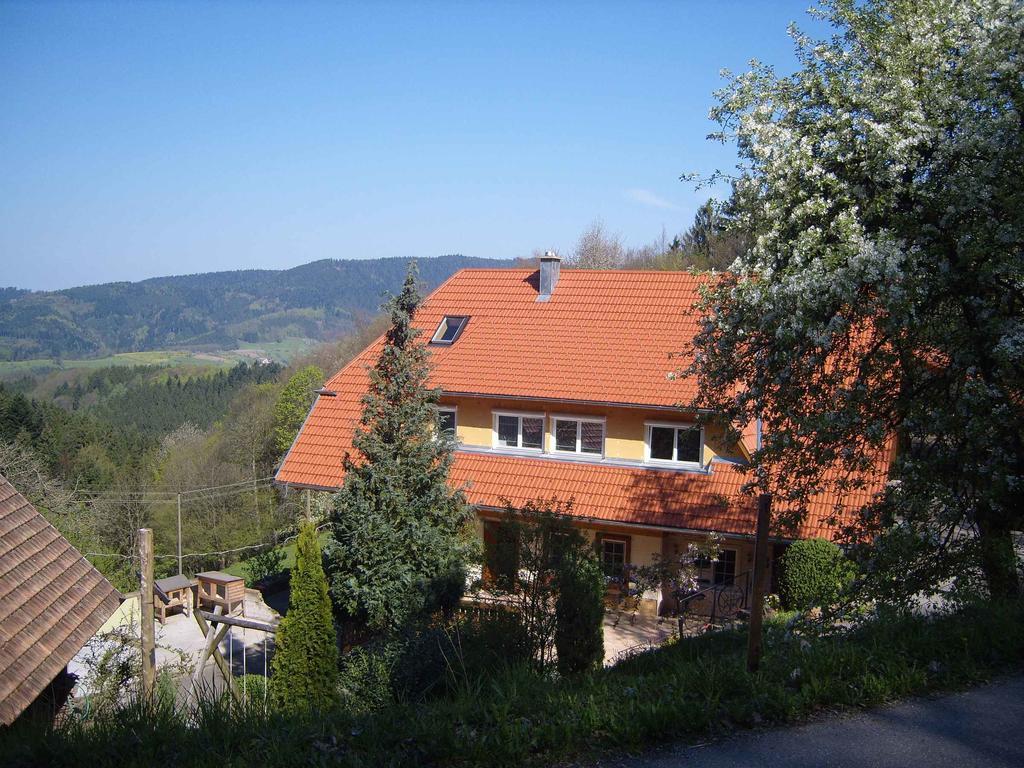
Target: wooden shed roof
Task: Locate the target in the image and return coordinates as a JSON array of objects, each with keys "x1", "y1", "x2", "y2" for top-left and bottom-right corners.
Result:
[
  {"x1": 155, "y1": 574, "x2": 192, "y2": 592},
  {"x1": 0, "y1": 473, "x2": 121, "y2": 724},
  {"x1": 194, "y1": 571, "x2": 242, "y2": 585}
]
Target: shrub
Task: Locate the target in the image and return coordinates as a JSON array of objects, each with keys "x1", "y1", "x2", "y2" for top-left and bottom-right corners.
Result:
[
  {"x1": 244, "y1": 546, "x2": 286, "y2": 587},
  {"x1": 338, "y1": 610, "x2": 535, "y2": 711},
  {"x1": 237, "y1": 674, "x2": 269, "y2": 709},
  {"x1": 779, "y1": 538, "x2": 857, "y2": 610},
  {"x1": 270, "y1": 522, "x2": 339, "y2": 712},
  {"x1": 555, "y1": 556, "x2": 605, "y2": 676},
  {"x1": 483, "y1": 498, "x2": 595, "y2": 670},
  {"x1": 337, "y1": 641, "x2": 402, "y2": 713}
]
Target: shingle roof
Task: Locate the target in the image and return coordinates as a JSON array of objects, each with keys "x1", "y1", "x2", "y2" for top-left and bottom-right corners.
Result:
[
  {"x1": 276, "y1": 267, "x2": 892, "y2": 540},
  {"x1": 0, "y1": 474, "x2": 121, "y2": 724}
]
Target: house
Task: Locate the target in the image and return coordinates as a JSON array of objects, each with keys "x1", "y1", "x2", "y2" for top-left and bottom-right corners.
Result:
[
  {"x1": 0, "y1": 473, "x2": 121, "y2": 724},
  {"x1": 275, "y1": 256, "x2": 892, "y2": 614}
]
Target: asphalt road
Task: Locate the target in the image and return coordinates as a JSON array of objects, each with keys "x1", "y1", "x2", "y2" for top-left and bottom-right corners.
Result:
[{"x1": 608, "y1": 675, "x2": 1024, "y2": 768}]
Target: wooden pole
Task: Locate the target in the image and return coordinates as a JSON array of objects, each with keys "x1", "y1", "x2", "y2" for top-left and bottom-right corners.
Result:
[
  {"x1": 192, "y1": 608, "x2": 241, "y2": 703},
  {"x1": 746, "y1": 494, "x2": 772, "y2": 673},
  {"x1": 139, "y1": 528, "x2": 156, "y2": 699},
  {"x1": 176, "y1": 493, "x2": 183, "y2": 575},
  {"x1": 197, "y1": 610, "x2": 279, "y2": 633}
]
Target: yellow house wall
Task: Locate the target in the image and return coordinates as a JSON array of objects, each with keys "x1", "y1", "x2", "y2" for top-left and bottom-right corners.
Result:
[
  {"x1": 440, "y1": 396, "x2": 745, "y2": 464},
  {"x1": 97, "y1": 592, "x2": 140, "y2": 633}
]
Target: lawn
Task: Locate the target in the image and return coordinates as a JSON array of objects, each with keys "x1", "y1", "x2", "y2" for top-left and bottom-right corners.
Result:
[{"x1": 224, "y1": 531, "x2": 332, "y2": 581}]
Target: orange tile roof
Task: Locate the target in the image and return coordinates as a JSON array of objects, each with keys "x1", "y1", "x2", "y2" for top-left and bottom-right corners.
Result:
[
  {"x1": 452, "y1": 452, "x2": 886, "y2": 540},
  {"x1": 390, "y1": 268, "x2": 710, "y2": 406},
  {"x1": 276, "y1": 267, "x2": 891, "y2": 540}
]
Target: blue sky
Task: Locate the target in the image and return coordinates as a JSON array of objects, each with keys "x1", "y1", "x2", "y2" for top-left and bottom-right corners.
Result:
[{"x1": 1, "y1": 1, "x2": 822, "y2": 290}]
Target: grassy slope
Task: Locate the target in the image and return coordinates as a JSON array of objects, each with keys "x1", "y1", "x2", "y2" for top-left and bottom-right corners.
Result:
[
  {"x1": 5, "y1": 600, "x2": 1022, "y2": 768},
  {"x1": 0, "y1": 339, "x2": 316, "y2": 378}
]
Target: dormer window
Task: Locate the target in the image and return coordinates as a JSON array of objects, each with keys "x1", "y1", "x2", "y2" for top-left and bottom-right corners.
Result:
[
  {"x1": 644, "y1": 422, "x2": 703, "y2": 467},
  {"x1": 552, "y1": 416, "x2": 605, "y2": 456},
  {"x1": 436, "y1": 406, "x2": 457, "y2": 437},
  {"x1": 493, "y1": 411, "x2": 544, "y2": 451},
  {"x1": 431, "y1": 315, "x2": 469, "y2": 345}
]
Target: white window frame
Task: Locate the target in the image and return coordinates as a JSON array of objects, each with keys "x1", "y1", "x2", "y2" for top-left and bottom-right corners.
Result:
[
  {"x1": 643, "y1": 421, "x2": 704, "y2": 467},
  {"x1": 492, "y1": 410, "x2": 545, "y2": 452},
  {"x1": 430, "y1": 315, "x2": 469, "y2": 345},
  {"x1": 696, "y1": 546, "x2": 738, "y2": 586},
  {"x1": 551, "y1": 414, "x2": 606, "y2": 457},
  {"x1": 436, "y1": 405, "x2": 458, "y2": 439},
  {"x1": 599, "y1": 536, "x2": 629, "y2": 577}
]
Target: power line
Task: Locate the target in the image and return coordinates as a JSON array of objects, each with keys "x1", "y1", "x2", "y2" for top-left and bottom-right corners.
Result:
[
  {"x1": 74, "y1": 476, "x2": 277, "y2": 501},
  {"x1": 83, "y1": 524, "x2": 330, "y2": 563},
  {"x1": 79, "y1": 480, "x2": 277, "y2": 505}
]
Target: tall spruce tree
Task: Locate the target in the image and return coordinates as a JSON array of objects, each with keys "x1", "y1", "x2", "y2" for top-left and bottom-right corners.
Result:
[
  {"x1": 270, "y1": 521, "x2": 338, "y2": 712},
  {"x1": 326, "y1": 261, "x2": 471, "y2": 633}
]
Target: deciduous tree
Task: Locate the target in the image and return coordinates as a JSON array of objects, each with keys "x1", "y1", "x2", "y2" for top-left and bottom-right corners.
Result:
[
  {"x1": 273, "y1": 365, "x2": 324, "y2": 455},
  {"x1": 688, "y1": 0, "x2": 1024, "y2": 601}
]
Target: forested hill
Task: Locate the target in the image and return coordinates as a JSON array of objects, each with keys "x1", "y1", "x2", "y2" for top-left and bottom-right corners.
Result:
[{"x1": 0, "y1": 255, "x2": 513, "y2": 361}]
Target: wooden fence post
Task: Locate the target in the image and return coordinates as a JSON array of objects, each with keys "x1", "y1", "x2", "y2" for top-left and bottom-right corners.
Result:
[
  {"x1": 176, "y1": 493, "x2": 183, "y2": 575},
  {"x1": 746, "y1": 494, "x2": 771, "y2": 673},
  {"x1": 139, "y1": 528, "x2": 156, "y2": 699}
]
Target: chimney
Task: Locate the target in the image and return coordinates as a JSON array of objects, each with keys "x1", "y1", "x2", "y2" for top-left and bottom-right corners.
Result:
[{"x1": 537, "y1": 250, "x2": 561, "y2": 302}]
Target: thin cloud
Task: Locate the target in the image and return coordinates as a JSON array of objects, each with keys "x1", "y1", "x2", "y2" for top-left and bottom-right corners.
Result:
[{"x1": 624, "y1": 188, "x2": 681, "y2": 211}]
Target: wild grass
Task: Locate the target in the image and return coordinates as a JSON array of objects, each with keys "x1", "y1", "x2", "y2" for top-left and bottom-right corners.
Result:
[{"x1": 4, "y1": 599, "x2": 1022, "y2": 768}]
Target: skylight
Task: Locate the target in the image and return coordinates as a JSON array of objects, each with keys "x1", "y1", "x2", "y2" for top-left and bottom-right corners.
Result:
[{"x1": 431, "y1": 315, "x2": 469, "y2": 345}]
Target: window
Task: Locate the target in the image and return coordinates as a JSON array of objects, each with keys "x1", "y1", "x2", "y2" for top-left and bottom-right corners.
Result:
[
  {"x1": 493, "y1": 412, "x2": 544, "y2": 450},
  {"x1": 430, "y1": 315, "x2": 469, "y2": 345},
  {"x1": 436, "y1": 407, "x2": 457, "y2": 437},
  {"x1": 599, "y1": 536, "x2": 629, "y2": 579},
  {"x1": 645, "y1": 422, "x2": 703, "y2": 465},
  {"x1": 553, "y1": 417, "x2": 604, "y2": 455},
  {"x1": 696, "y1": 548, "x2": 737, "y2": 586},
  {"x1": 483, "y1": 520, "x2": 519, "y2": 589}
]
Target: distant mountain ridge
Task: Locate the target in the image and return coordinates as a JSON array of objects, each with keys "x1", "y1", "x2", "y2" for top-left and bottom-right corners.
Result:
[{"x1": 0, "y1": 255, "x2": 514, "y2": 360}]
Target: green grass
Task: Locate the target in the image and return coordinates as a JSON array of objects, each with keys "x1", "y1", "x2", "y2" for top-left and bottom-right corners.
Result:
[
  {"x1": 0, "y1": 350, "x2": 223, "y2": 377},
  {"x1": 224, "y1": 532, "x2": 331, "y2": 580},
  {"x1": 0, "y1": 337, "x2": 317, "y2": 378},
  {"x1": 5, "y1": 599, "x2": 1022, "y2": 768},
  {"x1": 234, "y1": 338, "x2": 317, "y2": 364}
]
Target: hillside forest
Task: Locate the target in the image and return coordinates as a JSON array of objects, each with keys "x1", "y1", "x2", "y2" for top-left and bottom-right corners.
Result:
[
  {"x1": 0, "y1": 255, "x2": 514, "y2": 362},
  {"x1": 0, "y1": 208, "x2": 734, "y2": 592}
]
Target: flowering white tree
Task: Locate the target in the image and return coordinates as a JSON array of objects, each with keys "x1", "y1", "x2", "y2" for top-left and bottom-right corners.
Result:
[{"x1": 688, "y1": 0, "x2": 1023, "y2": 601}]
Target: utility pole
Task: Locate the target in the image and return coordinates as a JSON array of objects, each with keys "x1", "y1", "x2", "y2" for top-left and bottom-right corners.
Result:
[
  {"x1": 176, "y1": 492, "x2": 183, "y2": 575},
  {"x1": 139, "y1": 528, "x2": 156, "y2": 699},
  {"x1": 746, "y1": 494, "x2": 772, "y2": 673},
  {"x1": 306, "y1": 488, "x2": 311, "y2": 522}
]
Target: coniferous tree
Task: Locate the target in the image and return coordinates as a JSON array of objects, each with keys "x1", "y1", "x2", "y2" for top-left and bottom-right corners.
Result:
[
  {"x1": 270, "y1": 521, "x2": 338, "y2": 712},
  {"x1": 326, "y1": 261, "x2": 472, "y2": 633}
]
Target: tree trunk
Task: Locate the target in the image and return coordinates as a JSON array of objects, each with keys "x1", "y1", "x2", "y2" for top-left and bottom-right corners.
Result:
[{"x1": 976, "y1": 511, "x2": 1021, "y2": 599}]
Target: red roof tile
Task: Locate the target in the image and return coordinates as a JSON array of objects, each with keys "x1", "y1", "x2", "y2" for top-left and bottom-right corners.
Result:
[
  {"x1": 379, "y1": 268, "x2": 709, "y2": 406},
  {"x1": 276, "y1": 267, "x2": 892, "y2": 540}
]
